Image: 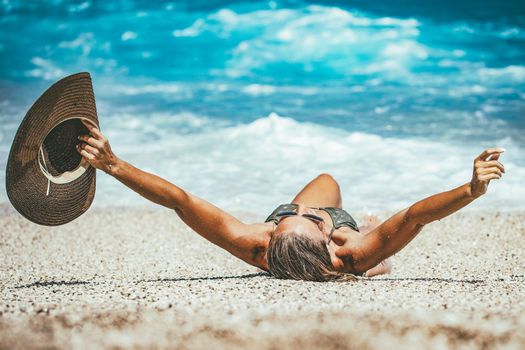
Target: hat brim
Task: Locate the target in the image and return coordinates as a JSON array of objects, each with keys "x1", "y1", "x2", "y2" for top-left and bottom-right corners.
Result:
[{"x1": 6, "y1": 72, "x2": 99, "y2": 226}]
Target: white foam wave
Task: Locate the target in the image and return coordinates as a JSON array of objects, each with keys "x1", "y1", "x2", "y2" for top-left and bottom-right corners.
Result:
[
  {"x1": 448, "y1": 85, "x2": 487, "y2": 97},
  {"x1": 99, "y1": 81, "x2": 323, "y2": 98},
  {"x1": 172, "y1": 5, "x2": 423, "y2": 80},
  {"x1": 109, "y1": 83, "x2": 185, "y2": 96},
  {"x1": 121, "y1": 31, "x2": 138, "y2": 41},
  {"x1": 383, "y1": 41, "x2": 428, "y2": 59},
  {"x1": 25, "y1": 57, "x2": 65, "y2": 80},
  {"x1": 172, "y1": 19, "x2": 206, "y2": 37},
  {"x1": 89, "y1": 113, "x2": 525, "y2": 214},
  {"x1": 104, "y1": 111, "x2": 231, "y2": 138},
  {"x1": 58, "y1": 32, "x2": 95, "y2": 56},
  {"x1": 478, "y1": 65, "x2": 525, "y2": 83},
  {"x1": 242, "y1": 84, "x2": 276, "y2": 96},
  {"x1": 68, "y1": 1, "x2": 91, "y2": 13},
  {"x1": 166, "y1": 4, "x2": 525, "y2": 94},
  {"x1": 499, "y1": 27, "x2": 525, "y2": 39}
]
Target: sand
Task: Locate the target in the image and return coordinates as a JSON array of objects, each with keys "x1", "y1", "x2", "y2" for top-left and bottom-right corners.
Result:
[{"x1": 1, "y1": 204, "x2": 524, "y2": 349}]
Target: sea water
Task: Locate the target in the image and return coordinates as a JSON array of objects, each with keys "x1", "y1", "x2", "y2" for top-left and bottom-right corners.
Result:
[{"x1": 0, "y1": 1, "x2": 524, "y2": 215}]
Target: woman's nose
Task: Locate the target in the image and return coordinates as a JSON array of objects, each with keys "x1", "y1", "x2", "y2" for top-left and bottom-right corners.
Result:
[
  {"x1": 296, "y1": 204, "x2": 315, "y2": 215},
  {"x1": 296, "y1": 204, "x2": 306, "y2": 214}
]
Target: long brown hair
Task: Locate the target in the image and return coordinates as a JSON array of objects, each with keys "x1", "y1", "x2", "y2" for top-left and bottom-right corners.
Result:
[{"x1": 266, "y1": 231, "x2": 357, "y2": 282}]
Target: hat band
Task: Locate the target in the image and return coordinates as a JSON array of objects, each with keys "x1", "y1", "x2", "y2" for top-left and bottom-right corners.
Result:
[
  {"x1": 37, "y1": 116, "x2": 94, "y2": 191},
  {"x1": 38, "y1": 147, "x2": 90, "y2": 185}
]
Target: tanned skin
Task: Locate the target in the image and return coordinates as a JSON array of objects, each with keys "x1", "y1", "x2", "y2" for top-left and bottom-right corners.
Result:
[{"x1": 77, "y1": 120, "x2": 505, "y2": 276}]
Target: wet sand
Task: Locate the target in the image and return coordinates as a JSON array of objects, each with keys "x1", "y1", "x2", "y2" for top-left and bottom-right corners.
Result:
[{"x1": 1, "y1": 205, "x2": 524, "y2": 349}]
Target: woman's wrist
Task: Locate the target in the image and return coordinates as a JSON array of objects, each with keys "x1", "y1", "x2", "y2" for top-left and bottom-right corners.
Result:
[
  {"x1": 466, "y1": 182, "x2": 474, "y2": 198},
  {"x1": 468, "y1": 180, "x2": 484, "y2": 199},
  {"x1": 106, "y1": 157, "x2": 124, "y2": 177}
]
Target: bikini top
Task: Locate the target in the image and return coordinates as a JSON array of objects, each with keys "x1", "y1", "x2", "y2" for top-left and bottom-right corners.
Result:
[{"x1": 264, "y1": 203, "x2": 360, "y2": 232}]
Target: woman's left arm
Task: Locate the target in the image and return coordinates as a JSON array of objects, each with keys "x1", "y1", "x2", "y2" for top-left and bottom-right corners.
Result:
[
  {"x1": 333, "y1": 148, "x2": 505, "y2": 273},
  {"x1": 405, "y1": 147, "x2": 505, "y2": 224}
]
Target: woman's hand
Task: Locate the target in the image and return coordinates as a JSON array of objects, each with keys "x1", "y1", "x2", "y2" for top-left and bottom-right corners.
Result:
[
  {"x1": 76, "y1": 120, "x2": 120, "y2": 175},
  {"x1": 470, "y1": 148, "x2": 505, "y2": 198}
]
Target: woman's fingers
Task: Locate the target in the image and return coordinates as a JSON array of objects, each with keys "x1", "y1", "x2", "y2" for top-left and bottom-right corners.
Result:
[
  {"x1": 479, "y1": 173, "x2": 502, "y2": 182},
  {"x1": 89, "y1": 126, "x2": 104, "y2": 140},
  {"x1": 477, "y1": 167, "x2": 503, "y2": 176},
  {"x1": 487, "y1": 153, "x2": 501, "y2": 161},
  {"x1": 477, "y1": 160, "x2": 505, "y2": 173},
  {"x1": 81, "y1": 119, "x2": 104, "y2": 140},
  {"x1": 330, "y1": 230, "x2": 347, "y2": 246},
  {"x1": 82, "y1": 143, "x2": 100, "y2": 156},
  {"x1": 78, "y1": 148, "x2": 95, "y2": 160},
  {"x1": 78, "y1": 135, "x2": 103, "y2": 148},
  {"x1": 77, "y1": 143, "x2": 99, "y2": 156},
  {"x1": 475, "y1": 148, "x2": 505, "y2": 162}
]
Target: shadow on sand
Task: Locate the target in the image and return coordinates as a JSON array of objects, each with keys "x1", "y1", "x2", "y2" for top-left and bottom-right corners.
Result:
[
  {"x1": 17, "y1": 274, "x2": 523, "y2": 288},
  {"x1": 15, "y1": 280, "x2": 91, "y2": 289},
  {"x1": 142, "y1": 272, "x2": 271, "y2": 283},
  {"x1": 15, "y1": 272, "x2": 271, "y2": 288}
]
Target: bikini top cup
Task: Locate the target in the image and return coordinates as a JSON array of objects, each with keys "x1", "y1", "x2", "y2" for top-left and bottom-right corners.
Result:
[{"x1": 265, "y1": 203, "x2": 360, "y2": 232}]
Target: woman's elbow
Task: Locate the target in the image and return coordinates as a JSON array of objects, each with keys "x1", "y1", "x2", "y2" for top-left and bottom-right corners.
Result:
[
  {"x1": 169, "y1": 188, "x2": 190, "y2": 213},
  {"x1": 405, "y1": 206, "x2": 428, "y2": 227}
]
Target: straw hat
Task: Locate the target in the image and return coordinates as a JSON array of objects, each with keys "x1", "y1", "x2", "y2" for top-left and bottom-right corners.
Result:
[{"x1": 6, "y1": 72, "x2": 99, "y2": 226}]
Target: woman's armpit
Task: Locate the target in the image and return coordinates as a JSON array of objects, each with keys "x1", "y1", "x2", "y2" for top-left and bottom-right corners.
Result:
[{"x1": 251, "y1": 245, "x2": 269, "y2": 271}]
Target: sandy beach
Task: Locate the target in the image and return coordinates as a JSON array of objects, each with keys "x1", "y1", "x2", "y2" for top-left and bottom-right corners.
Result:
[
  {"x1": 1, "y1": 0, "x2": 524, "y2": 349},
  {"x1": 1, "y1": 205, "x2": 524, "y2": 349}
]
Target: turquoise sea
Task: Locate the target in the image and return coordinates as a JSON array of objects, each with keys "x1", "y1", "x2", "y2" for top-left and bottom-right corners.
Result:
[{"x1": 0, "y1": 1, "x2": 524, "y2": 213}]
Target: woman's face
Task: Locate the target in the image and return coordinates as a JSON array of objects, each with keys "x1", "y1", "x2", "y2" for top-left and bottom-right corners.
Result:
[
  {"x1": 273, "y1": 204, "x2": 324, "y2": 235},
  {"x1": 273, "y1": 204, "x2": 344, "y2": 270}
]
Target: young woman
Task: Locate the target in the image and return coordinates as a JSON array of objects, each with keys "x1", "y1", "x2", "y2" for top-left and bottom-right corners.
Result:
[{"x1": 77, "y1": 120, "x2": 505, "y2": 281}]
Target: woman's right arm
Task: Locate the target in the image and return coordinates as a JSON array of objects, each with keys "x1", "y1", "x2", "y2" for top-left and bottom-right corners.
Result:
[
  {"x1": 77, "y1": 121, "x2": 269, "y2": 269},
  {"x1": 333, "y1": 148, "x2": 505, "y2": 273}
]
